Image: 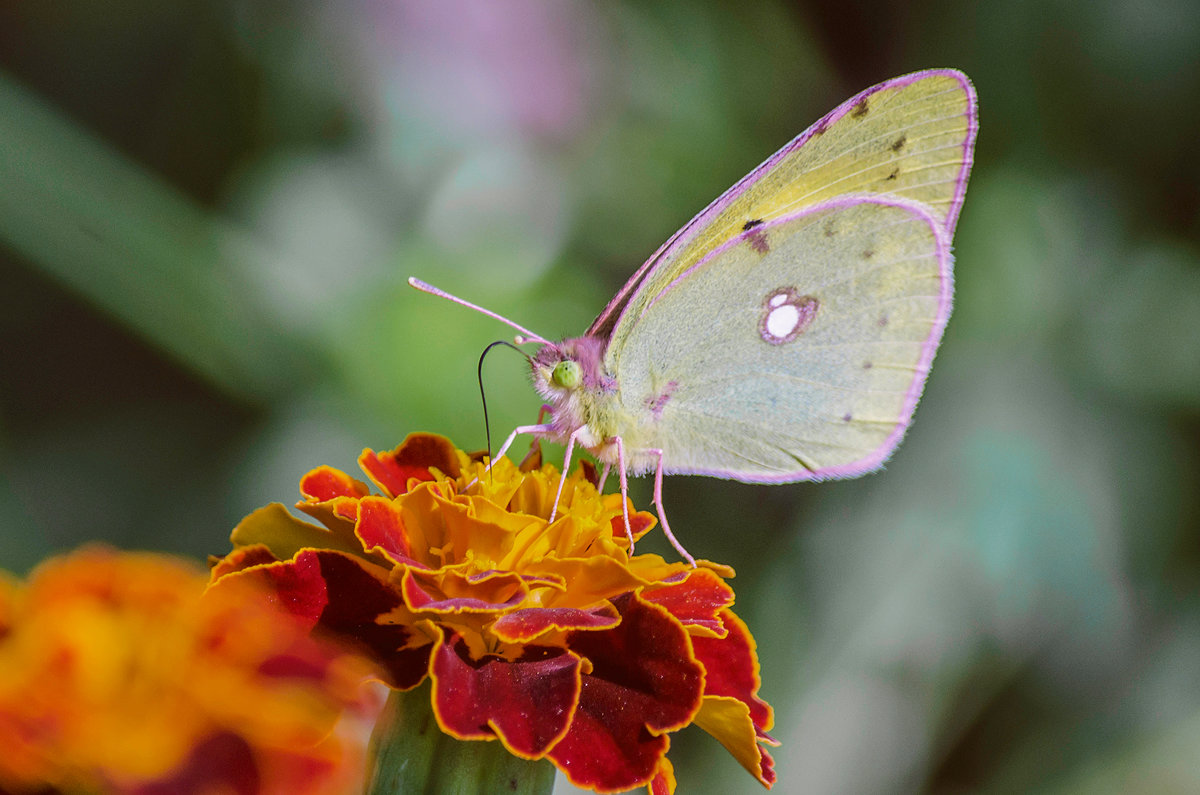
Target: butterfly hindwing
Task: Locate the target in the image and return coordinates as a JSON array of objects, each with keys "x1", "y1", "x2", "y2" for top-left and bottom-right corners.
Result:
[
  {"x1": 594, "y1": 69, "x2": 974, "y2": 481},
  {"x1": 610, "y1": 195, "x2": 949, "y2": 480}
]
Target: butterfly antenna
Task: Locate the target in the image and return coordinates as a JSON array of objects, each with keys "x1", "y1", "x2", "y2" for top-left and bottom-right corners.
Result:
[
  {"x1": 409, "y1": 277, "x2": 553, "y2": 346},
  {"x1": 478, "y1": 340, "x2": 531, "y2": 480}
]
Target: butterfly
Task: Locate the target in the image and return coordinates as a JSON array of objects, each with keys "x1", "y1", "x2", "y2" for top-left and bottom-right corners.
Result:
[{"x1": 411, "y1": 69, "x2": 977, "y2": 564}]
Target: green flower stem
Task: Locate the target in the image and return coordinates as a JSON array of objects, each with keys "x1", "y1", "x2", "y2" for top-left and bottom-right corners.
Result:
[{"x1": 365, "y1": 682, "x2": 557, "y2": 795}]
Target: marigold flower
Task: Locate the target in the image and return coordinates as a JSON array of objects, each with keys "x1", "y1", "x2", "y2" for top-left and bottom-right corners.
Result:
[
  {"x1": 0, "y1": 548, "x2": 377, "y2": 795},
  {"x1": 211, "y1": 433, "x2": 777, "y2": 793}
]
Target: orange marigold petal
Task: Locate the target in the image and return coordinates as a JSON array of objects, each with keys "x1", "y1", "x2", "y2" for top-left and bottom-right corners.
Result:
[
  {"x1": 401, "y1": 569, "x2": 527, "y2": 614},
  {"x1": 490, "y1": 604, "x2": 621, "y2": 643},
  {"x1": 641, "y1": 568, "x2": 735, "y2": 638}
]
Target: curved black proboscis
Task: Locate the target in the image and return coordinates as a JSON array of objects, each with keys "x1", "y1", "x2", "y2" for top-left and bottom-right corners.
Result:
[{"x1": 478, "y1": 340, "x2": 532, "y2": 476}]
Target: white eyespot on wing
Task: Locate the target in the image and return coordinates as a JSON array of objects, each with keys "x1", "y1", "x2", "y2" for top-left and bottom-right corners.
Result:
[
  {"x1": 766, "y1": 304, "x2": 800, "y2": 337},
  {"x1": 760, "y1": 287, "x2": 819, "y2": 345}
]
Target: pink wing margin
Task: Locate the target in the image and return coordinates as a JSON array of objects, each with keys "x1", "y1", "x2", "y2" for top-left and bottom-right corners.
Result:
[{"x1": 586, "y1": 68, "x2": 978, "y2": 341}]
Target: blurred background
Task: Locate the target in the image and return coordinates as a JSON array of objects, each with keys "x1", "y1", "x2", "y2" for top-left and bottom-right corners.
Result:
[{"x1": 1, "y1": 1, "x2": 1198, "y2": 792}]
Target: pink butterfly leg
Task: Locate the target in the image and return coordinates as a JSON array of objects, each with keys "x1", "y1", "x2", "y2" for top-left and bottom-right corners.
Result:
[
  {"x1": 597, "y1": 462, "x2": 611, "y2": 492},
  {"x1": 649, "y1": 448, "x2": 696, "y2": 567},
  {"x1": 613, "y1": 436, "x2": 633, "y2": 547},
  {"x1": 492, "y1": 423, "x2": 554, "y2": 466},
  {"x1": 473, "y1": 422, "x2": 557, "y2": 489},
  {"x1": 481, "y1": 406, "x2": 556, "y2": 482},
  {"x1": 547, "y1": 425, "x2": 587, "y2": 523}
]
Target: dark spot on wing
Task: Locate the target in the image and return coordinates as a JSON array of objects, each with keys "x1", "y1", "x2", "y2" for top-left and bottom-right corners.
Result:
[
  {"x1": 878, "y1": 313, "x2": 889, "y2": 327},
  {"x1": 886, "y1": 167, "x2": 899, "y2": 181},
  {"x1": 862, "y1": 249, "x2": 874, "y2": 259},
  {"x1": 643, "y1": 381, "x2": 679, "y2": 420},
  {"x1": 812, "y1": 119, "x2": 828, "y2": 136},
  {"x1": 823, "y1": 220, "x2": 837, "y2": 238},
  {"x1": 746, "y1": 228, "x2": 770, "y2": 254},
  {"x1": 891, "y1": 134, "x2": 906, "y2": 152},
  {"x1": 842, "y1": 413, "x2": 853, "y2": 422},
  {"x1": 863, "y1": 361, "x2": 873, "y2": 370},
  {"x1": 742, "y1": 218, "x2": 763, "y2": 231},
  {"x1": 851, "y1": 98, "x2": 869, "y2": 118}
]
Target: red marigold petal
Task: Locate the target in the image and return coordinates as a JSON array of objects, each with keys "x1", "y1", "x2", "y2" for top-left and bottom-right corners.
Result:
[
  {"x1": 608, "y1": 510, "x2": 656, "y2": 543},
  {"x1": 688, "y1": 609, "x2": 776, "y2": 787},
  {"x1": 641, "y1": 568, "x2": 735, "y2": 638},
  {"x1": 304, "y1": 551, "x2": 433, "y2": 690},
  {"x1": 215, "y1": 550, "x2": 431, "y2": 690},
  {"x1": 355, "y1": 496, "x2": 416, "y2": 565},
  {"x1": 759, "y1": 740, "x2": 777, "y2": 787},
  {"x1": 144, "y1": 731, "x2": 259, "y2": 795},
  {"x1": 209, "y1": 548, "x2": 331, "y2": 627},
  {"x1": 549, "y1": 593, "x2": 704, "y2": 792},
  {"x1": 691, "y1": 610, "x2": 772, "y2": 731},
  {"x1": 299, "y1": 466, "x2": 370, "y2": 502},
  {"x1": 430, "y1": 634, "x2": 581, "y2": 758},
  {"x1": 490, "y1": 605, "x2": 621, "y2": 643},
  {"x1": 360, "y1": 434, "x2": 460, "y2": 498}
]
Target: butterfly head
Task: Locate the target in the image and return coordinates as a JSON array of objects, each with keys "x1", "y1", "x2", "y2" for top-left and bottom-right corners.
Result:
[{"x1": 530, "y1": 336, "x2": 617, "y2": 433}]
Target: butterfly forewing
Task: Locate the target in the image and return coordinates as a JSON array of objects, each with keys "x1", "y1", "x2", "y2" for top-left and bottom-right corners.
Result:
[
  {"x1": 610, "y1": 196, "x2": 949, "y2": 481},
  {"x1": 598, "y1": 69, "x2": 975, "y2": 356}
]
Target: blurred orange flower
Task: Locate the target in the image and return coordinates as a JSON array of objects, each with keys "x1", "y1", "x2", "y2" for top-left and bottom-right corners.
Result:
[
  {"x1": 0, "y1": 548, "x2": 377, "y2": 795},
  {"x1": 211, "y1": 433, "x2": 777, "y2": 793}
]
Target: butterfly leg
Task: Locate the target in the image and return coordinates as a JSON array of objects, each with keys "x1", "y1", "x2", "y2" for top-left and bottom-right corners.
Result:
[
  {"x1": 649, "y1": 448, "x2": 696, "y2": 567},
  {"x1": 467, "y1": 422, "x2": 557, "y2": 490},
  {"x1": 597, "y1": 462, "x2": 611, "y2": 492},
  {"x1": 548, "y1": 425, "x2": 587, "y2": 523},
  {"x1": 491, "y1": 423, "x2": 555, "y2": 470},
  {"x1": 613, "y1": 436, "x2": 634, "y2": 548}
]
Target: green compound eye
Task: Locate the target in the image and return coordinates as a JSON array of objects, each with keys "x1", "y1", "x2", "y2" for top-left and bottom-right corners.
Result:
[{"x1": 551, "y1": 360, "x2": 582, "y2": 389}]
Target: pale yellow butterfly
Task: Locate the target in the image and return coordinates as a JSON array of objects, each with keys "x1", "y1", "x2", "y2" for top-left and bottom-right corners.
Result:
[{"x1": 412, "y1": 69, "x2": 977, "y2": 564}]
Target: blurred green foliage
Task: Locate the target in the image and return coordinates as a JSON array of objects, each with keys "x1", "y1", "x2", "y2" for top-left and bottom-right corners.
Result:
[{"x1": 1, "y1": 1, "x2": 1198, "y2": 792}]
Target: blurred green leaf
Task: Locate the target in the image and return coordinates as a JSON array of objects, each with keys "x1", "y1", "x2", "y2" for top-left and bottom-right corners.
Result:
[{"x1": 0, "y1": 71, "x2": 311, "y2": 402}]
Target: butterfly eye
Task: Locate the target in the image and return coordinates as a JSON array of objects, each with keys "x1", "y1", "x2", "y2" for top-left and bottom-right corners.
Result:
[{"x1": 551, "y1": 360, "x2": 582, "y2": 390}]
